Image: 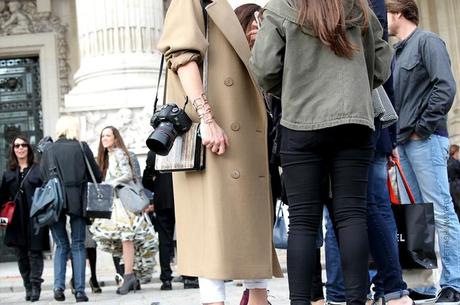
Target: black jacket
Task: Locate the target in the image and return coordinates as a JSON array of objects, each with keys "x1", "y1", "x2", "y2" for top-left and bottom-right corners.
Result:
[
  {"x1": 40, "y1": 139, "x2": 102, "y2": 217},
  {"x1": 0, "y1": 165, "x2": 49, "y2": 250},
  {"x1": 448, "y1": 157, "x2": 460, "y2": 208},
  {"x1": 142, "y1": 151, "x2": 174, "y2": 210}
]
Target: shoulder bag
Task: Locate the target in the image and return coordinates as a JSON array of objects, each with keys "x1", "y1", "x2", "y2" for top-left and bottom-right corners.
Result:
[
  {"x1": 30, "y1": 146, "x2": 64, "y2": 233},
  {"x1": 80, "y1": 143, "x2": 114, "y2": 219},
  {"x1": 116, "y1": 177, "x2": 150, "y2": 215},
  {"x1": 0, "y1": 165, "x2": 34, "y2": 227}
]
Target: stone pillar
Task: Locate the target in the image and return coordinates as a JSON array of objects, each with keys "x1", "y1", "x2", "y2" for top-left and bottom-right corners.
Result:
[
  {"x1": 65, "y1": 0, "x2": 164, "y2": 151},
  {"x1": 417, "y1": 0, "x2": 460, "y2": 143}
]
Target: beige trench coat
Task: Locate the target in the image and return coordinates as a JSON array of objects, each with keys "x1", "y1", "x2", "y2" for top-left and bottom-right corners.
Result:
[{"x1": 157, "y1": 0, "x2": 282, "y2": 280}]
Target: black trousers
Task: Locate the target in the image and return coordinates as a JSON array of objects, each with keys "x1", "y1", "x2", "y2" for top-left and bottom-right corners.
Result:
[
  {"x1": 15, "y1": 247, "x2": 44, "y2": 288},
  {"x1": 152, "y1": 209, "x2": 175, "y2": 282},
  {"x1": 280, "y1": 125, "x2": 373, "y2": 305}
]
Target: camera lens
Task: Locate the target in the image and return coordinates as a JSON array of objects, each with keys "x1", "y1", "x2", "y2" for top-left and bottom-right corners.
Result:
[{"x1": 146, "y1": 121, "x2": 178, "y2": 155}]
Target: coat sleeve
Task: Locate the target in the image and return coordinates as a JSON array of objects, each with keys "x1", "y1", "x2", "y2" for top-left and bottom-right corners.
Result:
[
  {"x1": 142, "y1": 151, "x2": 158, "y2": 192},
  {"x1": 250, "y1": 10, "x2": 285, "y2": 98},
  {"x1": 109, "y1": 149, "x2": 133, "y2": 187},
  {"x1": 367, "y1": 9, "x2": 392, "y2": 89},
  {"x1": 82, "y1": 142, "x2": 102, "y2": 183},
  {"x1": 157, "y1": 0, "x2": 209, "y2": 73}
]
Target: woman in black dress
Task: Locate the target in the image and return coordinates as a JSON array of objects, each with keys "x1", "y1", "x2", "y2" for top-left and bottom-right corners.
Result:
[{"x1": 0, "y1": 135, "x2": 49, "y2": 302}]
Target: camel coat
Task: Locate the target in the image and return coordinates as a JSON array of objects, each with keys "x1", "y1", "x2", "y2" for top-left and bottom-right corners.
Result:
[{"x1": 157, "y1": 0, "x2": 282, "y2": 280}]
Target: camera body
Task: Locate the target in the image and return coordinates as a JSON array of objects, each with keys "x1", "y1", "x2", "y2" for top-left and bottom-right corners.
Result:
[{"x1": 146, "y1": 103, "x2": 192, "y2": 155}]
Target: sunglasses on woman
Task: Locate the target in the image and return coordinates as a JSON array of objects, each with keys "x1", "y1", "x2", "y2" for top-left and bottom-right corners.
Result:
[{"x1": 14, "y1": 143, "x2": 28, "y2": 148}]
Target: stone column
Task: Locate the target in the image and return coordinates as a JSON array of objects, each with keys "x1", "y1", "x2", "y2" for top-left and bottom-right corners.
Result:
[
  {"x1": 417, "y1": 0, "x2": 460, "y2": 143},
  {"x1": 65, "y1": 0, "x2": 164, "y2": 151}
]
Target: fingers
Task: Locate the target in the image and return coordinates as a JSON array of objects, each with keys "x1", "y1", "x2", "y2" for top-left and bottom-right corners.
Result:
[{"x1": 200, "y1": 121, "x2": 229, "y2": 156}]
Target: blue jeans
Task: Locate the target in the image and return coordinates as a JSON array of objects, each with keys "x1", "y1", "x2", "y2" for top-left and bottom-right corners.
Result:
[
  {"x1": 50, "y1": 214, "x2": 86, "y2": 293},
  {"x1": 325, "y1": 153, "x2": 408, "y2": 301},
  {"x1": 398, "y1": 135, "x2": 460, "y2": 294},
  {"x1": 325, "y1": 208, "x2": 347, "y2": 302},
  {"x1": 367, "y1": 153, "x2": 407, "y2": 300}
]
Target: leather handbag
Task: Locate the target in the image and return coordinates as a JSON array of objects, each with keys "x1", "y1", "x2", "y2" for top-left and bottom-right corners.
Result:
[
  {"x1": 116, "y1": 180, "x2": 150, "y2": 214},
  {"x1": 0, "y1": 201, "x2": 15, "y2": 227},
  {"x1": 273, "y1": 200, "x2": 288, "y2": 249},
  {"x1": 80, "y1": 143, "x2": 113, "y2": 219},
  {"x1": 30, "y1": 148, "x2": 65, "y2": 233},
  {"x1": 0, "y1": 165, "x2": 35, "y2": 227}
]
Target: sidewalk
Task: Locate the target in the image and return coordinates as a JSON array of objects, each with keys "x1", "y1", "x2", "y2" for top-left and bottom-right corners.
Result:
[{"x1": 0, "y1": 250, "x2": 289, "y2": 305}]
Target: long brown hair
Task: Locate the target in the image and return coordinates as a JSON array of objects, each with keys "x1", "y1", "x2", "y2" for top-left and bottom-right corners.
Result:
[
  {"x1": 296, "y1": 0, "x2": 369, "y2": 59},
  {"x1": 8, "y1": 135, "x2": 35, "y2": 171},
  {"x1": 97, "y1": 126, "x2": 134, "y2": 180}
]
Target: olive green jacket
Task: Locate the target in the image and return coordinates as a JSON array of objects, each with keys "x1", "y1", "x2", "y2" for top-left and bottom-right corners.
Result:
[{"x1": 250, "y1": 0, "x2": 392, "y2": 131}]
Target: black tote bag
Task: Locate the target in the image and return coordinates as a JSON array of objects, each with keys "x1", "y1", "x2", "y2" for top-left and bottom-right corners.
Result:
[
  {"x1": 388, "y1": 159, "x2": 437, "y2": 269},
  {"x1": 80, "y1": 143, "x2": 113, "y2": 219}
]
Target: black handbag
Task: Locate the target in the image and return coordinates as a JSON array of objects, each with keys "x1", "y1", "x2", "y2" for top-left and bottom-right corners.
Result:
[
  {"x1": 388, "y1": 159, "x2": 437, "y2": 269},
  {"x1": 80, "y1": 143, "x2": 113, "y2": 219}
]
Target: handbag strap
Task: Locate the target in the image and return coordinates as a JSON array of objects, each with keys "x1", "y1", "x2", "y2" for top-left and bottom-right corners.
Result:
[
  {"x1": 13, "y1": 164, "x2": 35, "y2": 201},
  {"x1": 153, "y1": 0, "x2": 209, "y2": 113},
  {"x1": 79, "y1": 142, "x2": 100, "y2": 188},
  {"x1": 387, "y1": 159, "x2": 416, "y2": 205}
]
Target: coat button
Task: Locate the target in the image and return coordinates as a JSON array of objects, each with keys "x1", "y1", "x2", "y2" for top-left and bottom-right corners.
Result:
[
  {"x1": 231, "y1": 170, "x2": 240, "y2": 179},
  {"x1": 224, "y1": 77, "x2": 234, "y2": 86},
  {"x1": 231, "y1": 122, "x2": 240, "y2": 131}
]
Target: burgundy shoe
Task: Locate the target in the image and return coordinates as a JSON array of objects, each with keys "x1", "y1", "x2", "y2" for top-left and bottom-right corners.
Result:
[
  {"x1": 240, "y1": 289, "x2": 249, "y2": 305},
  {"x1": 239, "y1": 289, "x2": 271, "y2": 305}
]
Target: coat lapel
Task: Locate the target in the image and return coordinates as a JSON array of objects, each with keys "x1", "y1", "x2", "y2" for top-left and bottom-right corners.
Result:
[{"x1": 206, "y1": 0, "x2": 251, "y2": 72}]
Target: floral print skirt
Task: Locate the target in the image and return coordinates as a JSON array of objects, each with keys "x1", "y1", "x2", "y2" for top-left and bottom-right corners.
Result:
[{"x1": 90, "y1": 197, "x2": 158, "y2": 281}]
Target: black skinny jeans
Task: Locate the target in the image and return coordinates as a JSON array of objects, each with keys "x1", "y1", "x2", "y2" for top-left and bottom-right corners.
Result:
[{"x1": 280, "y1": 125, "x2": 373, "y2": 305}]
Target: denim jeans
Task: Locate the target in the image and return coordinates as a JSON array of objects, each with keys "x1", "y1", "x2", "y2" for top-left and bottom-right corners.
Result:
[
  {"x1": 325, "y1": 152, "x2": 408, "y2": 301},
  {"x1": 281, "y1": 125, "x2": 373, "y2": 305},
  {"x1": 398, "y1": 135, "x2": 460, "y2": 294},
  {"x1": 325, "y1": 208, "x2": 347, "y2": 302},
  {"x1": 367, "y1": 152, "x2": 408, "y2": 300},
  {"x1": 50, "y1": 214, "x2": 86, "y2": 293}
]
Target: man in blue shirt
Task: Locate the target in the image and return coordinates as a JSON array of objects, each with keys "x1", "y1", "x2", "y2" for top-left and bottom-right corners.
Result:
[{"x1": 387, "y1": 1, "x2": 460, "y2": 304}]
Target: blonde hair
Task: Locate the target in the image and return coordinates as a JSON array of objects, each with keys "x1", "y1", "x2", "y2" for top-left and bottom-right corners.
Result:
[{"x1": 55, "y1": 115, "x2": 80, "y2": 140}]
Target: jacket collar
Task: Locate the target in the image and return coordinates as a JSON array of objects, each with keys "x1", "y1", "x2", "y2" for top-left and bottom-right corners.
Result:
[
  {"x1": 205, "y1": 0, "x2": 251, "y2": 71},
  {"x1": 394, "y1": 27, "x2": 420, "y2": 50}
]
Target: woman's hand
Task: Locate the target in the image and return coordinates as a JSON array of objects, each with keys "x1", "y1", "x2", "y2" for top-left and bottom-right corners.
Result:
[{"x1": 200, "y1": 121, "x2": 229, "y2": 156}]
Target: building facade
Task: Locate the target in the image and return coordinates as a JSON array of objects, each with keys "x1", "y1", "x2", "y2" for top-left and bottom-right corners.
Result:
[{"x1": 0, "y1": 0, "x2": 459, "y2": 258}]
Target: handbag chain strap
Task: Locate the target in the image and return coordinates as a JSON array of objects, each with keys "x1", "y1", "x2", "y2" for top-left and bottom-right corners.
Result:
[
  {"x1": 153, "y1": 0, "x2": 208, "y2": 114},
  {"x1": 79, "y1": 143, "x2": 102, "y2": 197}
]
